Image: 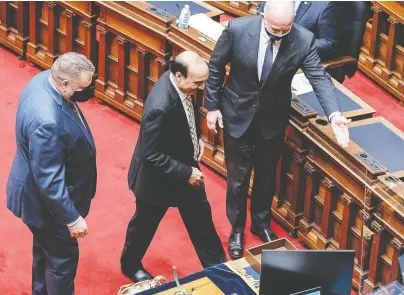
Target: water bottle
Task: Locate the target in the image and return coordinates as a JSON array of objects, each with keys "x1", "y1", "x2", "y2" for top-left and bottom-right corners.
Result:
[{"x1": 178, "y1": 5, "x2": 191, "y2": 29}]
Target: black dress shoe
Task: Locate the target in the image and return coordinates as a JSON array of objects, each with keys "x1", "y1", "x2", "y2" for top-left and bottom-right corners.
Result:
[
  {"x1": 122, "y1": 267, "x2": 153, "y2": 283},
  {"x1": 228, "y1": 232, "x2": 244, "y2": 259},
  {"x1": 251, "y1": 227, "x2": 278, "y2": 243}
]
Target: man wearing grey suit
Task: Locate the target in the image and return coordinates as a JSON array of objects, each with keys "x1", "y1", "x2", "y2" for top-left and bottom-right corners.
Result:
[{"x1": 205, "y1": 1, "x2": 350, "y2": 259}]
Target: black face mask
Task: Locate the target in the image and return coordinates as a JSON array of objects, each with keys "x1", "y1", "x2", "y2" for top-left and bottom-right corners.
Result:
[
  {"x1": 265, "y1": 27, "x2": 290, "y2": 42},
  {"x1": 70, "y1": 87, "x2": 93, "y2": 103}
]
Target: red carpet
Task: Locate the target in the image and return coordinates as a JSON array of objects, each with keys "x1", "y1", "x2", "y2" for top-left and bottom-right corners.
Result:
[{"x1": 0, "y1": 45, "x2": 401, "y2": 294}]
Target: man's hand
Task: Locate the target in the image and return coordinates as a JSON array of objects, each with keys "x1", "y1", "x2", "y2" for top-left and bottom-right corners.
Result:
[
  {"x1": 207, "y1": 110, "x2": 223, "y2": 134},
  {"x1": 331, "y1": 114, "x2": 351, "y2": 149},
  {"x1": 198, "y1": 139, "x2": 205, "y2": 162},
  {"x1": 188, "y1": 167, "x2": 204, "y2": 187},
  {"x1": 68, "y1": 216, "x2": 88, "y2": 239}
]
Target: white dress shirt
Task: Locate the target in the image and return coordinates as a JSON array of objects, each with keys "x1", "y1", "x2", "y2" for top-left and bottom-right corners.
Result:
[
  {"x1": 257, "y1": 22, "x2": 281, "y2": 81},
  {"x1": 257, "y1": 20, "x2": 340, "y2": 121}
]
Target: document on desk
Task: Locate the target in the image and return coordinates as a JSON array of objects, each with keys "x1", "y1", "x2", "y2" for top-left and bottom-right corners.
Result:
[
  {"x1": 291, "y1": 73, "x2": 313, "y2": 95},
  {"x1": 188, "y1": 13, "x2": 225, "y2": 42}
]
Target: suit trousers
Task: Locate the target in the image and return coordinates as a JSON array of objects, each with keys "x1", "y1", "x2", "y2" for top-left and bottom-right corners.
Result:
[
  {"x1": 224, "y1": 115, "x2": 284, "y2": 233},
  {"x1": 121, "y1": 191, "x2": 227, "y2": 272},
  {"x1": 28, "y1": 225, "x2": 79, "y2": 295}
]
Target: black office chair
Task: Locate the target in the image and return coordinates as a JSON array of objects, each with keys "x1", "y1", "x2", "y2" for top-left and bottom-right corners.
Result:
[{"x1": 322, "y1": 1, "x2": 371, "y2": 82}]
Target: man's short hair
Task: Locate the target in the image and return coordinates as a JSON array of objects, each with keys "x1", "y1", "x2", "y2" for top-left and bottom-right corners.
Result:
[
  {"x1": 170, "y1": 57, "x2": 189, "y2": 78},
  {"x1": 51, "y1": 52, "x2": 95, "y2": 82}
]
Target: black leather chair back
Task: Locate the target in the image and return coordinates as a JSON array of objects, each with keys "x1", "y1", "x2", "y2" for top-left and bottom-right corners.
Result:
[{"x1": 338, "y1": 1, "x2": 371, "y2": 77}]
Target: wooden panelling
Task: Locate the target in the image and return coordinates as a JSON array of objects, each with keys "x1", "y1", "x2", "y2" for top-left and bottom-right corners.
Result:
[
  {"x1": 94, "y1": 1, "x2": 222, "y2": 122},
  {"x1": 363, "y1": 176, "x2": 404, "y2": 293},
  {"x1": 26, "y1": 1, "x2": 99, "y2": 70},
  {"x1": 206, "y1": 1, "x2": 259, "y2": 17},
  {"x1": 0, "y1": 1, "x2": 30, "y2": 58},
  {"x1": 94, "y1": 1, "x2": 173, "y2": 122},
  {"x1": 359, "y1": 1, "x2": 404, "y2": 104},
  {"x1": 272, "y1": 84, "x2": 375, "y2": 238},
  {"x1": 299, "y1": 117, "x2": 404, "y2": 292}
]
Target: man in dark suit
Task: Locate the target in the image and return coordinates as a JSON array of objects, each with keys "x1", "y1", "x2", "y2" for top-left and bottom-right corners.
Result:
[
  {"x1": 258, "y1": 1, "x2": 340, "y2": 60},
  {"x1": 6, "y1": 52, "x2": 97, "y2": 294},
  {"x1": 121, "y1": 51, "x2": 226, "y2": 282},
  {"x1": 205, "y1": 1, "x2": 350, "y2": 259}
]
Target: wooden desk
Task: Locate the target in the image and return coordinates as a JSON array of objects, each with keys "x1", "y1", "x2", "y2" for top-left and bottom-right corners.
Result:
[
  {"x1": 145, "y1": 1, "x2": 224, "y2": 22},
  {"x1": 359, "y1": 1, "x2": 404, "y2": 104},
  {"x1": 363, "y1": 175, "x2": 404, "y2": 293},
  {"x1": 95, "y1": 1, "x2": 174, "y2": 122},
  {"x1": 299, "y1": 116, "x2": 404, "y2": 291},
  {"x1": 273, "y1": 82, "x2": 376, "y2": 238},
  {"x1": 0, "y1": 1, "x2": 29, "y2": 59},
  {"x1": 26, "y1": 1, "x2": 99, "y2": 70},
  {"x1": 206, "y1": 1, "x2": 260, "y2": 17},
  {"x1": 94, "y1": 1, "x2": 223, "y2": 122},
  {"x1": 156, "y1": 277, "x2": 224, "y2": 295}
]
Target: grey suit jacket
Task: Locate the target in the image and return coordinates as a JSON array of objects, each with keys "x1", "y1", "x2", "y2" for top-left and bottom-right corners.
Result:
[{"x1": 204, "y1": 16, "x2": 341, "y2": 139}]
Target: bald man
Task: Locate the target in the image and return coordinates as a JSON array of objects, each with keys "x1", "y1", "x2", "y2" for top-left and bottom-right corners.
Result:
[
  {"x1": 205, "y1": 1, "x2": 350, "y2": 259},
  {"x1": 122, "y1": 51, "x2": 226, "y2": 282}
]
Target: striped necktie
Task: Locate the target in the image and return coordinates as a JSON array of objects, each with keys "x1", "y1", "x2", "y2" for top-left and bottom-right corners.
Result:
[
  {"x1": 69, "y1": 101, "x2": 86, "y2": 129},
  {"x1": 184, "y1": 95, "x2": 199, "y2": 161}
]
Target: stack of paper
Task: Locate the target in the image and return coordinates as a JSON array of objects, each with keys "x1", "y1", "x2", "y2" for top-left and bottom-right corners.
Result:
[
  {"x1": 188, "y1": 13, "x2": 225, "y2": 42},
  {"x1": 291, "y1": 73, "x2": 313, "y2": 95}
]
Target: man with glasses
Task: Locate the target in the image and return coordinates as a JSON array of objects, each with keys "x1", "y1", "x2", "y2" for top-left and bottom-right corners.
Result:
[
  {"x1": 121, "y1": 51, "x2": 226, "y2": 283},
  {"x1": 6, "y1": 52, "x2": 96, "y2": 295},
  {"x1": 205, "y1": 1, "x2": 350, "y2": 259}
]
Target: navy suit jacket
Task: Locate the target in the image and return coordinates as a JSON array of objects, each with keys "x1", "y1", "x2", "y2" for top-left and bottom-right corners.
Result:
[
  {"x1": 295, "y1": 1, "x2": 339, "y2": 60},
  {"x1": 258, "y1": 1, "x2": 340, "y2": 60},
  {"x1": 6, "y1": 70, "x2": 97, "y2": 228}
]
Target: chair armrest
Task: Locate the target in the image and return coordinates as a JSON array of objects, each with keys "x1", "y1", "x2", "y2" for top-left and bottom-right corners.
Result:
[
  {"x1": 321, "y1": 56, "x2": 357, "y2": 69},
  {"x1": 295, "y1": 56, "x2": 357, "y2": 75}
]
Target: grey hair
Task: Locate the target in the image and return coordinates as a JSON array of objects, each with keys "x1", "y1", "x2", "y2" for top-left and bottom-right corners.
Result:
[{"x1": 51, "y1": 52, "x2": 95, "y2": 82}]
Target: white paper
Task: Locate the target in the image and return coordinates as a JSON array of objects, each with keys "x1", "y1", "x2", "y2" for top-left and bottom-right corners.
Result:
[
  {"x1": 291, "y1": 73, "x2": 313, "y2": 95},
  {"x1": 188, "y1": 13, "x2": 225, "y2": 42}
]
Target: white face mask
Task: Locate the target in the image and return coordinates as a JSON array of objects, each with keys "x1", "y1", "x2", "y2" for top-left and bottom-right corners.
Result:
[
  {"x1": 265, "y1": 26, "x2": 290, "y2": 41},
  {"x1": 263, "y1": 19, "x2": 291, "y2": 41}
]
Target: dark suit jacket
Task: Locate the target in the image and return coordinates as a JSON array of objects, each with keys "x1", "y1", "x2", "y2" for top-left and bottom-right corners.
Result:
[
  {"x1": 295, "y1": 1, "x2": 339, "y2": 60},
  {"x1": 128, "y1": 71, "x2": 203, "y2": 207},
  {"x1": 6, "y1": 70, "x2": 97, "y2": 228},
  {"x1": 205, "y1": 16, "x2": 341, "y2": 140},
  {"x1": 258, "y1": 1, "x2": 340, "y2": 60}
]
